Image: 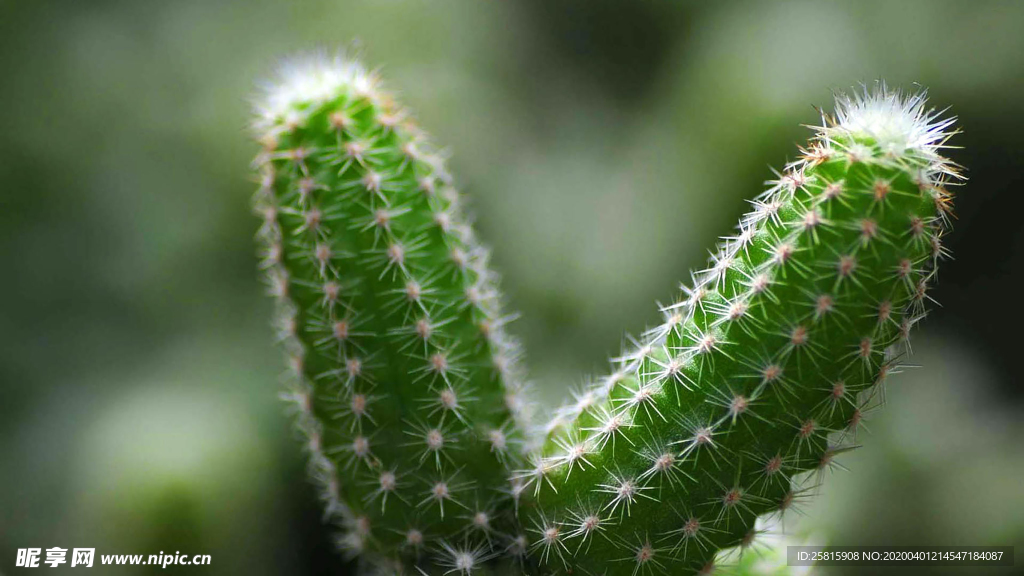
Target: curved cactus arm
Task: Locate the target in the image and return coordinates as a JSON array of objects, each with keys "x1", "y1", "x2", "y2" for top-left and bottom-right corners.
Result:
[
  {"x1": 516, "y1": 84, "x2": 959, "y2": 575},
  {"x1": 251, "y1": 54, "x2": 532, "y2": 572}
]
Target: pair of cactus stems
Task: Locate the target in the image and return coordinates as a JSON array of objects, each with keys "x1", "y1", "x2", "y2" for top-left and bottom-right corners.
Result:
[{"x1": 252, "y1": 54, "x2": 959, "y2": 575}]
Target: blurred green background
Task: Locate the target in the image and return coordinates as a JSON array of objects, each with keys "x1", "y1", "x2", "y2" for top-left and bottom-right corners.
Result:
[{"x1": 2, "y1": 1, "x2": 1022, "y2": 574}]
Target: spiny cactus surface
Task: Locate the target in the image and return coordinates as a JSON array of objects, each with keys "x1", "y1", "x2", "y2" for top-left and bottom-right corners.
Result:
[
  {"x1": 516, "y1": 86, "x2": 958, "y2": 575},
  {"x1": 251, "y1": 53, "x2": 959, "y2": 576},
  {"x1": 252, "y1": 55, "x2": 530, "y2": 571}
]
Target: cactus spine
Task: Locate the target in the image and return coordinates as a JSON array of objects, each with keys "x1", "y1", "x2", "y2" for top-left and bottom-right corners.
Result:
[
  {"x1": 252, "y1": 54, "x2": 959, "y2": 576},
  {"x1": 252, "y1": 55, "x2": 529, "y2": 572}
]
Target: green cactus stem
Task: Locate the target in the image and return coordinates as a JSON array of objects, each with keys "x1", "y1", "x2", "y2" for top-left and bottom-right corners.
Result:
[
  {"x1": 251, "y1": 54, "x2": 530, "y2": 572},
  {"x1": 251, "y1": 52, "x2": 960, "y2": 576},
  {"x1": 516, "y1": 84, "x2": 959, "y2": 575}
]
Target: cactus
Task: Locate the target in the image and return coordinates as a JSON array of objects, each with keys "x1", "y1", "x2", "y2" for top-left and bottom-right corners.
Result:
[
  {"x1": 251, "y1": 53, "x2": 959, "y2": 576},
  {"x1": 515, "y1": 84, "x2": 958, "y2": 575},
  {"x1": 251, "y1": 54, "x2": 530, "y2": 572}
]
